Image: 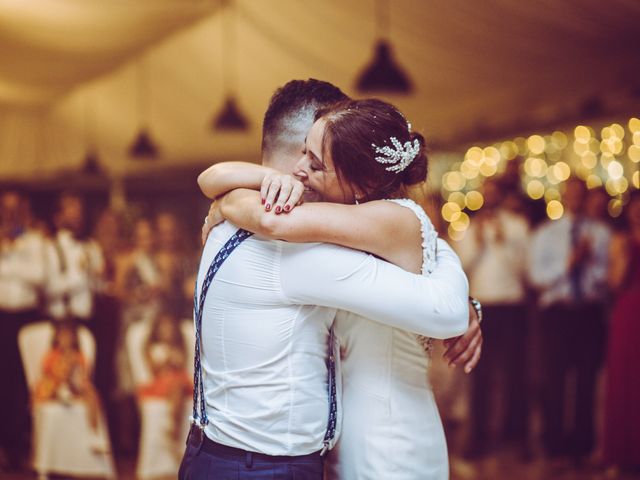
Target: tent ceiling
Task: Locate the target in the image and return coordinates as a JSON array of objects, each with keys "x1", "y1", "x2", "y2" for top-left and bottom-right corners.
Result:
[{"x1": 0, "y1": 0, "x2": 639, "y2": 180}]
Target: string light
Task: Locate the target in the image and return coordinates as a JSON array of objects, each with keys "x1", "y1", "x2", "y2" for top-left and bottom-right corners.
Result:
[
  {"x1": 440, "y1": 116, "x2": 638, "y2": 237},
  {"x1": 546, "y1": 200, "x2": 564, "y2": 220}
]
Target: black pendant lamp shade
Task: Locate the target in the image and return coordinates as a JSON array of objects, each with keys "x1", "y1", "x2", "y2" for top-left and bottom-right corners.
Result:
[
  {"x1": 356, "y1": 40, "x2": 413, "y2": 93},
  {"x1": 82, "y1": 150, "x2": 102, "y2": 175},
  {"x1": 129, "y1": 129, "x2": 159, "y2": 159},
  {"x1": 213, "y1": 96, "x2": 249, "y2": 131}
]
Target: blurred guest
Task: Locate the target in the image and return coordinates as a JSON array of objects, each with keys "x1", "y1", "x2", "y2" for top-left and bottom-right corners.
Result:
[
  {"x1": 155, "y1": 212, "x2": 196, "y2": 319},
  {"x1": 113, "y1": 217, "x2": 162, "y2": 455},
  {"x1": 92, "y1": 209, "x2": 126, "y2": 436},
  {"x1": 137, "y1": 311, "x2": 192, "y2": 443},
  {"x1": 456, "y1": 180, "x2": 530, "y2": 458},
  {"x1": 46, "y1": 191, "x2": 104, "y2": 322},
  {"x1": 530, "y1": 178, "x2": 611, "y2": 464},
  {"x1": 0, "y1": 189, "x2": 49, "y2": 470},
  {"x1": 585, "y1": 187, "x2": 611, "y2": 226},
  {"x1": 115, "y1": 217, "x2": 163, "y2": 328},
  {"x1": 33, "y1": 321, "x2": 101, "y2": 432},
  {"x1": 602, "y1": 190, "x2": 640, "y2": 472}
]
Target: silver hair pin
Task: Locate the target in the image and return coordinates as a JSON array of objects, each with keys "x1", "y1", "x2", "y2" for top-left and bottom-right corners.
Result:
[{"x1": 372, "y1": 137, "x2": 420, "y2": 174}]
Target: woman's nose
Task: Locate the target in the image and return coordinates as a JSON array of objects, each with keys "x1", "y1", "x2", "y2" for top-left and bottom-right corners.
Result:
[{"x1": 293, "y1": 158, "x2": 308, "y2": 180}]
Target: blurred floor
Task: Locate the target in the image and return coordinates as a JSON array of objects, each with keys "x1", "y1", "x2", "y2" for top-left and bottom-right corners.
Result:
[{"x1": 2, "y1": 454, "x2": 640, "y2": 480}]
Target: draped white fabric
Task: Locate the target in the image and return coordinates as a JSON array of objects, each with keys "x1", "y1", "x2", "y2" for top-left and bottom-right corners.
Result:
[{"x1": 0, "y1": 0, "x2": 638, "y2": 179}]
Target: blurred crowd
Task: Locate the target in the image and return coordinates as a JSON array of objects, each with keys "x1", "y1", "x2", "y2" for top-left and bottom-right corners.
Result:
[
  {"x1": 1, "y1": 176, "x2": 639, "y2": 478},
  {"x1": 438, "y1": 171, "x2": 640, "y2": 477},
  {"x1": 0, "y1": 189, "x2": 199, "y2": 476}
]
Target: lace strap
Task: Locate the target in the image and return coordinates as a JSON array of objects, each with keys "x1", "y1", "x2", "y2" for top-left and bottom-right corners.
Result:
[
  {"x1": 384, "y1": 198, "x2": 438, "y2": 275},
  {"x1": 384, "y1": 198, "x2": 438, "y2": 355}
]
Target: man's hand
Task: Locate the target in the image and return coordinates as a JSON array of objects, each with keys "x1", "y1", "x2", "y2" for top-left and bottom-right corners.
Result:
[
  {"x1": 442, "y1": 303, "x2": 483, "y2": 373},
  {"x1": 201, "y1": 199, "x2": 224, "y2": 245}
]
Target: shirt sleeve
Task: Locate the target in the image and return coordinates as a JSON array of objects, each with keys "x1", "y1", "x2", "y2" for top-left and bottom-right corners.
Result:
[{"x1": 280, "y1": 239, "x2": 469, "y2": 339}]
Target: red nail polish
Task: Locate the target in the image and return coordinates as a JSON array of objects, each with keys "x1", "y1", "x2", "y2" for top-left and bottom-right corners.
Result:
[
  {"x1": 275, "y1": 206, "x2": 282, "y2": 213},
  {"x1": 261, "y1": 198, "x2": 265, "y2": 205},
  {"x1": 284, "y1": 205, "x2": 291, "y2": 212},
  {"x1": 265, "y1": 204, "x2": 271, "y2": 211}
]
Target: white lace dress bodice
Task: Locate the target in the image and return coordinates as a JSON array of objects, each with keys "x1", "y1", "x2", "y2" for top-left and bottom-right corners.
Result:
[{"x1": 326, "y1": 198, "x2": 449, "y2": 480}]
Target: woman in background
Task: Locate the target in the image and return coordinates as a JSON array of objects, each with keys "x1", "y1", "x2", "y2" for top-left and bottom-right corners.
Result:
[{"x1": 603, "y1": 190, "x2": 640, "y2": 476}]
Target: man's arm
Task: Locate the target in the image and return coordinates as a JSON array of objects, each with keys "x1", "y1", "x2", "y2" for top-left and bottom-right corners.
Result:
[{"x1": 280, "y1": 239, "x2": 469, "y2": 339}]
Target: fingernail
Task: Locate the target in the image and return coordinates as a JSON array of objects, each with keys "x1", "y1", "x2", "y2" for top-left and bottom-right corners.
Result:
[
  {"x1": 265, "y1": 204, "x2": 271, "y2": 211},
  {"x1": 275, "y1": 206, "x2": 282, "y2": 213},
  {"x1": 284, "y1": 205, "x2": 291, "y2": 212},
  {"x1": 261, "y1": 198, "x2": 265, "y2": 205},
  {"x1": 465, "y1": 367, "x2": 472, "y2": 374}
]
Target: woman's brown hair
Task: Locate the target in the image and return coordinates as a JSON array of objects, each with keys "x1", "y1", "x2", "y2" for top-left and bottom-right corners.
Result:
[{"x1": 315, "y1": 98, "x2": 428, "y2": 202}]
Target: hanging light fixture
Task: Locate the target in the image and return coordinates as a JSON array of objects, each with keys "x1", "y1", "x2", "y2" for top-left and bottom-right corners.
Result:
[
  {"x1": 81, "y1": 93, "x2": 103, "y2": 176},
  {"x1": 212, "y1": 0, "x2": 250, "y2": 131},
  {"x1": 355, "y1": 0, "x2": 413, "y2": 94},
  {"x1": 129, "y1": 60, "x2": 160, "y2": 159}
]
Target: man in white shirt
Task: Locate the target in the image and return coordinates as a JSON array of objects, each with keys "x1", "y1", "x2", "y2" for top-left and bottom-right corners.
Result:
[
  {"x1": 456, "y1": 179, "x2": 531, "y2": 459},
  {"x1": 530, "y1": 178, "x2": 611, "y2": 463},
  {"x1": 182, "y1": 80, "x2": 480, "y2": 479},
  {"x1": 46, "y1": 192, "x2": 104, "y2": 322},
  {"x1": 0, "y1": 190, "x2": 49, "y2": 471}
]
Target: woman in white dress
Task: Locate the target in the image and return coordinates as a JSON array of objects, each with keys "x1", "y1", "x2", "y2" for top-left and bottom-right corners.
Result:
[{"x1": 200, "y1": 98, "x2": 468, "y2": 479}]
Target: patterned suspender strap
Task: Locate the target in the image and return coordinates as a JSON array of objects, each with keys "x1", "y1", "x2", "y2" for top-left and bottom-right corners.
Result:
[
  {"x1": 190, "y1": 229, "x2": 253, "y2": 433},
  {"x1": 321, "y1": 326, "x2": 337, "y2": 456}
]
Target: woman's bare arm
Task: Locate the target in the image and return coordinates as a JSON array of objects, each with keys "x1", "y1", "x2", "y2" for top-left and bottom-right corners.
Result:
[
  {"x1": 220, "y1": 189, "x2": 424, "y2": 273},
  {"x1": 197, "y1": 162, "x2": 275, "y2": 199}
]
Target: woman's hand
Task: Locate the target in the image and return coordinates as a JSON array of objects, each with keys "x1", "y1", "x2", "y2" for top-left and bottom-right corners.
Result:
[
  {"x1": 201, "y1": 199, "x2": 225, "y2": 245},
  {"x1": 260, "y1": 173, "x2": 305, "y2": 214}
]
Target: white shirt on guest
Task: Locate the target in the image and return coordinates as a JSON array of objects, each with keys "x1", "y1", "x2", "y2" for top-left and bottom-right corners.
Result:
[
  {"x1": 529, "y1": 213, "x2": 611, "y2": 307},
  {"x1": 0, "y1": 229, "x2": 49, "y2": 312},
  {"x1": 455, "y1": 209, "x2": 529, "y2": 305},
  {"x1": 198, "y1": 221, "x2": 468, "y2": 457},
  {"x1": 46, "y1": 229, "x2": 104, "y2": 320}
]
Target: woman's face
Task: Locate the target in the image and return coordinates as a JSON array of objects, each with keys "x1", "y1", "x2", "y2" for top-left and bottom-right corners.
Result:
[{"x1": 293, "y1": 119, "x2": 355, "y2": 204}]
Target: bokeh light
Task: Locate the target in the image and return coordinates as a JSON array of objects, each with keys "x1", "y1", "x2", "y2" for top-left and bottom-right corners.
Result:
[
  {"x1": 526, "y1": 179, "x2": 545, "y2": 199},
  {"x1": 608, "y1": 198, "x2": 623, "y2": 217},
  {"x1": 465, "y1": 191, "x2": 484, "y2": 210},
  {"x1": 546, "y1": 200, "x2": 564, "y2": 220}
]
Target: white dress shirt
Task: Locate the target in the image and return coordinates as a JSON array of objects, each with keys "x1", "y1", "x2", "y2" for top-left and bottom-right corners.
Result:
[
  {"x1": 456, "y1": 209, "x2": 529, "y2": 305},
  {"x1": 46, "y1": 229, "x2": 104, "y2": 320},
  {"x1": 0, "y1": 230, "x2": 49, "y2": 312},
  {"x1": 529, "y1": 213, "x2": 611, "y2": 307},
  {"x1": 198, "y1": 221, "x2": 468, "y2": 456}
]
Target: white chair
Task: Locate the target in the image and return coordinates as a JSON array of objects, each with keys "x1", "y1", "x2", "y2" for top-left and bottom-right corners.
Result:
[
  {"x1": 18, "y1": 321, "x2": 115, "y2": 479},
  {"x1": 126, "y1": 319, "x2": 194, "y2": 480}
]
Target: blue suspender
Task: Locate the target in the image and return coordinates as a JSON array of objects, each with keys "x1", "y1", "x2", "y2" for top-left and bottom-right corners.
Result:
[
  {"x1": 189, "y1": 228, "x2": 338, "y2": 454},
  {"x1": 322, "y1": 327, "x2": 337, "y2": 455},
  {"x1": 191, "y1": 228, "x2": 254, "y2": 429}
]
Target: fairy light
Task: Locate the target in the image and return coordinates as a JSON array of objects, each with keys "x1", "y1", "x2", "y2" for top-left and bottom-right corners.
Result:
[
  {"x1": 440, "y1": 116, "x2": 638, "y2": 239},
  {"x1": 546, "y1": 200, "x2": 564, "y2": 220}
]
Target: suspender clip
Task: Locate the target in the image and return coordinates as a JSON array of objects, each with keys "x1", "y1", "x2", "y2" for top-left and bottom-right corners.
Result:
[{"x1": 320, "y1": 441, "x2": 330, "y2": 457}]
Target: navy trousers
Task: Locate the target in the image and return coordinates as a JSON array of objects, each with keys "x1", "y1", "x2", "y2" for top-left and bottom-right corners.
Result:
[{"x1": 178, "y1": 430, "x2": 323, "y2": 480}]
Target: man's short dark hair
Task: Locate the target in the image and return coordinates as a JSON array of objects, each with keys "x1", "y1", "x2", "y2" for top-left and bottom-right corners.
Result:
[{"x1": 261, "y1": 79, "x2": 348, "y2": 155}]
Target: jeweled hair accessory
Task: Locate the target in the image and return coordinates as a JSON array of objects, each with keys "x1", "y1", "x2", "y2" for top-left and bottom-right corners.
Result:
[{"x1": 372, "y1": 137, "x2": 420, "y2": 173}]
